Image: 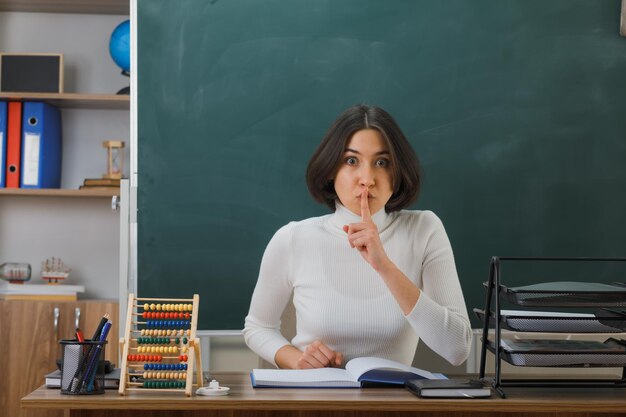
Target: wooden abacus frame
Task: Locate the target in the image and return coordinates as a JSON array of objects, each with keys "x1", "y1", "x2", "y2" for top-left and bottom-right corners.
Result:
[{"x1": 118, "y1": 294, "x2": 203, "y2": 396}]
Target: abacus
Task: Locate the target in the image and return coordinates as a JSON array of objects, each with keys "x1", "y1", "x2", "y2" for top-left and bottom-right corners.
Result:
[{"x1": 118, "y1": 293, "x2": 203, "y2": 396}]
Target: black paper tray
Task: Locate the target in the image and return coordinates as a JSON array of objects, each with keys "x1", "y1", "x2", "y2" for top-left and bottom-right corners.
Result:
[
  {"x1": 486, "y1": 338, "x2": 626, "y2": 367},
  {"x1": 501, "y1": 282, "x2": 626, "y2": 307},
  {"x1": 474, "y1": 308, "x2": 626, "y2": 333}
]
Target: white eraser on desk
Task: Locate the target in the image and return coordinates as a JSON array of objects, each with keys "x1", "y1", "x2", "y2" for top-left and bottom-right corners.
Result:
[{"x1": 196, "y1": 379, "x2": 230, "y2": 396}]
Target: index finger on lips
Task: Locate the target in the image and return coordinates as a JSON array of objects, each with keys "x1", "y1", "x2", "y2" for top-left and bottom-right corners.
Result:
[{"x1": 360, "y1": 189, "x2": 370, "y2": 220}]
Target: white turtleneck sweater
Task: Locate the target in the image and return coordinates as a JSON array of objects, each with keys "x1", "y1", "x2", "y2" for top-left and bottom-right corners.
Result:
[{"x1": 243, "y1": 203, "x2": 472, "y2": 368}]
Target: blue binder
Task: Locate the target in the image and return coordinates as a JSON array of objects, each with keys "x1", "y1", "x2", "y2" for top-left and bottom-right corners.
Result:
[
  {"x1": 19, "y1": 101, "x2": 62, "y2": 189},
  {"x1": 0, "y1": 101, "x2": 7, "y2": 187}
]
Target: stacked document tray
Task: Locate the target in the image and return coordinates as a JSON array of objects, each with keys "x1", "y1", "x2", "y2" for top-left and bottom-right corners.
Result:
[
  {"x1": 474, "y1": 309, "x2": 626, "y2": 333},
  {"x1": 476, "y1": 257, "x2": 626, "y2": 398},
  {"x1": 502, "y1": 282, "x2": 626, "y2": 307},
  {"x1": 486, "y1": 338, "x2": 626, "y2": 367}
]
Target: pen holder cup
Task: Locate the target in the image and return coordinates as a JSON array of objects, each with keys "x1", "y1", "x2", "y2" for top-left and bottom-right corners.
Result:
[{"x1": 60, "y1": 339, "x2": 107, "y2": 395}]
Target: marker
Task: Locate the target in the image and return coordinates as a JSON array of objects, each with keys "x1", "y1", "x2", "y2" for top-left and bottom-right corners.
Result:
[{"x1": 75, "y1": 328, "x2": 85, "y2": 343}]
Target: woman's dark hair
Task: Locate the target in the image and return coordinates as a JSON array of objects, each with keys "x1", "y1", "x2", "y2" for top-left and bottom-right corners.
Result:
[{"x1": 306, "y1": 104, "x2": 421, "y2": 212}]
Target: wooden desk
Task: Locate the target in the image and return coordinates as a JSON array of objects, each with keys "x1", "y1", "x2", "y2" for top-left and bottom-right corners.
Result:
[{"x1": 21, "y1": 372, "x2": 626, "y2": 417}]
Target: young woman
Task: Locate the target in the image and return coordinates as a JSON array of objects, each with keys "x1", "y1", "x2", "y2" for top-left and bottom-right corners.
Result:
[{"x1": 243, "y1": 104, "x2": 471, "y2": 370}]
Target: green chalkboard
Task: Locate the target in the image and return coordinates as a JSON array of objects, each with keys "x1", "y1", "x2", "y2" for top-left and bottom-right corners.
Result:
[{"x1": 137, "y1": 0, "x2": 626, "y2": 330}]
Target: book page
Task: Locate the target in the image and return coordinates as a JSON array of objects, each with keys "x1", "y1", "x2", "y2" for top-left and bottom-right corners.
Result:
[
  {"x1": 252, "y1": 368, "x2": 358, "y2": 384},
  {"x1": 345, "y1": 357, "x2": 443, "y2": 381}
]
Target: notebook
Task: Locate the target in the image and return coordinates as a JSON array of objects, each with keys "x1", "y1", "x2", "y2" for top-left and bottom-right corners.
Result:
[
  {"x1": 405, "y1": 379, "x2": 492, "y2": 398},
  {"x1": 45, "y1": 368, "x2": 121, "y2": 389}
]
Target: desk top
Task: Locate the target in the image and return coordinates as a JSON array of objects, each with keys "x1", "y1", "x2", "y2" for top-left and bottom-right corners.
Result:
[{"x1": 21, "y1": 372, "x2": 626, "y2": 413}]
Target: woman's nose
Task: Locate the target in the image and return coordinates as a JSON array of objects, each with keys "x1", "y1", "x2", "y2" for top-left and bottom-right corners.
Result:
[{"x1": 359, "y1": 166, "x2": 375, "y2": 187}]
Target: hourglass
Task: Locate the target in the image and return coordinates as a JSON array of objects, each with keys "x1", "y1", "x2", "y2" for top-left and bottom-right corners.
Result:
[{"x1": 103, "y1": 140, "x2": 125, "y2": 179}]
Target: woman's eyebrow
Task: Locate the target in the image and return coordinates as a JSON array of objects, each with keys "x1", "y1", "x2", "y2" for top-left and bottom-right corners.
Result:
[{"x1": 344, "y1": 148, "x2": 390, "y2": 156}]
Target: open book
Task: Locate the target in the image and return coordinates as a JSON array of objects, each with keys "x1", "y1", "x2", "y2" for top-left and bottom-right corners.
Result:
[{"x1": 251, "y1": 357, "x2": 446, "y2": 388}]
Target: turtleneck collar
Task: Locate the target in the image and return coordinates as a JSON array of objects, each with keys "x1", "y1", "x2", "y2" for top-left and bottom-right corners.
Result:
[{"x1": 327, "y1": 201, "x2": 395, "y2": 234}]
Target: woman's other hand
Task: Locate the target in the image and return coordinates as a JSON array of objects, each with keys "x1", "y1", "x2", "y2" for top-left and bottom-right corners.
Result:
[
  {"x1": 275, "y1": 341, "x2": 344, "y2": 369},
  {"x1": 296, "y1": 340, "x2": 344, "y2": 369}
]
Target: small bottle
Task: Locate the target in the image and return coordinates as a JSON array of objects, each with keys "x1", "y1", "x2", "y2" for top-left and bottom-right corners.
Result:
[{"x1": 0, "y1": 262, "x2": 32, "y2": 283}]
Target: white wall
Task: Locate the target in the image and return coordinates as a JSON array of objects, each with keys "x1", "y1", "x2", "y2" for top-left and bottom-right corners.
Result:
[
  {"x1": 0, "y1": 197, "x2": 120, "y2": 298},
  {"x1": 204, "y1": 335, "x2": 260, "y2": 372}
]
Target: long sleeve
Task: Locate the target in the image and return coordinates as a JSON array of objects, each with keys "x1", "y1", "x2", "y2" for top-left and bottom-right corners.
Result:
[
  {"x1": 242, "y1": 224, "x2": 294, "y2": 367},
  {"x1": 243, "y1": 207, "x2": 472, "y2": 368},
  {"x1": 405, "y1": 212, "x2": 472, "y2": 366}
]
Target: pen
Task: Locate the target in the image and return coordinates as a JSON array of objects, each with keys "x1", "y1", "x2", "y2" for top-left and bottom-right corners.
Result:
[
  {"x1": 83, "y1": 321, "x2": 112, "y2": 392},
  {"x1": 90, "y1": 313, "x2": 110, "y2": 341},
  {"x1": 71, "y1": 313, "x2": 110, "y2": 392}
]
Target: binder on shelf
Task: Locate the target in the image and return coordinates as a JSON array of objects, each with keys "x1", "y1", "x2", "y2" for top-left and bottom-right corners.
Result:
[
  {"x1": 20, "y1": 101, "x2": 62, "y2": 189},
  {"x1": 0, "y1": 101, "x2": 6, "y2": 187},
  {"x1": 5, "y1": 101, "x2": 22, "y2": 188}
]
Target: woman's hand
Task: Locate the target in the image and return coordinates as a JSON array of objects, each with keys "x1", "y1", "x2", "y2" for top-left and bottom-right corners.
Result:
[
  {"x1": 275, "y1": 341, "x2": 344, "y2": 369},
  {"x1": 295, "y1": 340, "x2": 344, "y2": 369},
  {"x1": 343, "y1": 189, "x2": 391, "y2": 272}
]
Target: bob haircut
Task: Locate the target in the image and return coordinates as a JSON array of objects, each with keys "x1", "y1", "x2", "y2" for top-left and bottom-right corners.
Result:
[{"x1": 306, "y1": 104, "x2": 421, "y2": 212}]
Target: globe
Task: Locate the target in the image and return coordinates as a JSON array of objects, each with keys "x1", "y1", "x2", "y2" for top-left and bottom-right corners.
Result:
[{"x1": 109, "y1": 19, "x2": 130, "y2": 74}]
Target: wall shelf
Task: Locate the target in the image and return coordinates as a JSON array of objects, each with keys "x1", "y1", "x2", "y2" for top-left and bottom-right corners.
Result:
[
  {"x1": 0, "y1": 0, "x2": 128, "y2": 15},
  {"x1": 0, "y1": 188, "x2": 119, "y2": 198},
  {"x1": 0, "y1": 92, "x2": 129, "y2": 110}
]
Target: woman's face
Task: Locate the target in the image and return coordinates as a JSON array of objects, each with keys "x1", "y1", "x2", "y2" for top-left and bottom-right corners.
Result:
[{"x1": 333, "y1": 129, "x2": 394, "y2": 216}]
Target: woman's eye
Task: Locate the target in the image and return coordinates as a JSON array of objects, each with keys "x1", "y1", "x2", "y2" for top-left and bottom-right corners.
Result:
[
  {"x1": 375, "y1": 159, "x2": 389, "y2": 168},
  {"x1": 345, "y1": 156, "x2": 358, "y2": 166}
]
